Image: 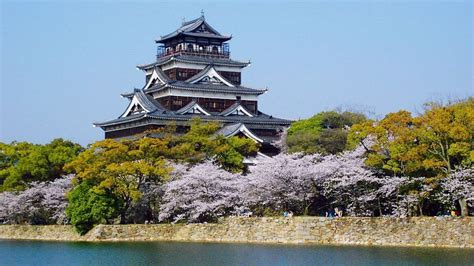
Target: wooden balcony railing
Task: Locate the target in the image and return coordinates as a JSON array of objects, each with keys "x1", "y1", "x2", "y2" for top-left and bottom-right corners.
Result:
[{"x1": 157, "y1": 49, "x2": 230, "y2": 60}]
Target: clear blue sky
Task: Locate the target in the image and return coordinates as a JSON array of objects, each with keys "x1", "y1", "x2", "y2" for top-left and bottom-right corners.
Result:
[{"x1": 1, "y1": 1, "x2": 472, "y2": 146}]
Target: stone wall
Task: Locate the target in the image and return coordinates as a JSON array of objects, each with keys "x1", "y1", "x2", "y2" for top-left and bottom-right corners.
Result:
[{"x1": 0, "y1": 217, "x2": 472, "y2": 248}]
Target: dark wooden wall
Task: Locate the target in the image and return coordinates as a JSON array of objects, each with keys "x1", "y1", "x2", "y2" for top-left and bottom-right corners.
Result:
[
  {"x1": 157, "y1": 96, "x2": 257, "y2": 113},
  {"x1": 164, "y1": 68, "x2": 241, "y2": 85},
  {"x1": 105, "y1": 125, "x2": 162, "y2": 139}
]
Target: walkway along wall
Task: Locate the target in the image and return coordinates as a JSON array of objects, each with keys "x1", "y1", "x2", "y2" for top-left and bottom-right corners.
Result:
[{"x1": 0, "y1": 217, "x2": 472, "y2": 248}]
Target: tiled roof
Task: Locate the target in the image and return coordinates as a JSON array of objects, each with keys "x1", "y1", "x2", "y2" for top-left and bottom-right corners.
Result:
[
  {"x1": 103, "y1": 86, "x2": 284, "y2": 125},
  {"x1": 216, "y1": 123, "x2": 264, "y2": 143},
  {"x1": 216, "y1": 123, "x2": 243, "y2": 137},
  {"x1": 94, "y1": 109, "x2": 291, "y2": 128},
  {"x1": 185, "y1": 64, "x2": 236, "y2": 87},
  {"x1": 219, "y1": 102, "x2": 254, "y2": 117},
  {"x1": 153, "y1": 67, "x2": 172, "y2": 84},
  {"x1": 118, "y1": 89, "x2": 166, "y2": 117},
  {"x1": 175, "y1": 100, "x2": 210, "y2": 115},
  {"x1": 110, "y1": 87, "x2": 288, "y2": 130},
  {"x1": 122, "y1": 67, "x2": 172, "y2": 98},
  {"x1": 145, "y1": 81, "x2": 267, "y2": 95},
  {"x1": 184, "y1": 64, "x2": 213, "y2": 83},
  {"x1": 156, "y1": 16, "x2": 231, "y2": 43},
  {"x1": 137, "y1": 54, "x2": 250, "y2": 70},
  {"x1": 137, "y1": 90, "x2": 166, "y2": 113}
]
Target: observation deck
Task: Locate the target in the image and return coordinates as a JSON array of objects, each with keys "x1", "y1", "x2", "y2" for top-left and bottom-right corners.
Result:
[{"x1": 157, "y1": 43, "x2": 230, "y2": 60}]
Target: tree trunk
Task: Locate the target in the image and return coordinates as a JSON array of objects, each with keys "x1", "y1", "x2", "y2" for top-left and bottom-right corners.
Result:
[
  {"x1": 120, "y1": 201, "x2": 131, "y2": 224},
  {"x1": 303, "y1": 203, "x2": 311, "y2": 216},
  {"x1": 459, "y1": 198, "x2": 468, "y2": 216},
  {"x1": 120, "y1": 212, "x2": 127, "y2": 224},
  {"x1": 378, "y1": 198, "x2": 383, "y2": 216}
]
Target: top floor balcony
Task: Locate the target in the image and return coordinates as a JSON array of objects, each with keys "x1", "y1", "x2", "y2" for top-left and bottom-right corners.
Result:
[{"x1": 157, "y1": 43, "x2": 230, "y2": 60}]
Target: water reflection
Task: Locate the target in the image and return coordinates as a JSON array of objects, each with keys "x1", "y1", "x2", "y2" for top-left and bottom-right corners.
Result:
[{"x1": 1, "y1": 240, "x2": 473, "y2": 266}]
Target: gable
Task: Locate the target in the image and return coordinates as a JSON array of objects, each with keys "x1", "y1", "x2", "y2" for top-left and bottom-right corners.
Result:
[
  {"x1": 220, "y1": 104, "x2": 254, "y2": 117},
  {"x1": 121, "y1": 95, "x2": 149, "y2": 117},
  {"x1": 224, "y1": 105, "x2": 254, "y2": 117},
  {"x1": 188, "y1": 66, "x2": 235, "y2": 87},
  {"x1": 216, "y1": 123, "x2": 263, "y2": 143},
  {"x1": 144, "y1": 68, "x2": 168, "y2": 89},
  {"x1": 189, "y1": 20, "x2": 221, "y2": 35},
  {"x1": 176, "y1": 101, "x2": 211, "y2": 116},
  {"x1": 192, "y1": 22, "x2": 214, "y2": 34}
]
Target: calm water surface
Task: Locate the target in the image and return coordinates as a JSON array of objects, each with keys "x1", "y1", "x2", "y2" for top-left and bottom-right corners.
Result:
[{"x1": 0, "y1": 240, "x2": 472, "y2": 266}]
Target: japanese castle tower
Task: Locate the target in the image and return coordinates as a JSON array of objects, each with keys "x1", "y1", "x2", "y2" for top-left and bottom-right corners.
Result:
[{"x1": 94, "y1": 15, "x2": 291, "y2": 155}]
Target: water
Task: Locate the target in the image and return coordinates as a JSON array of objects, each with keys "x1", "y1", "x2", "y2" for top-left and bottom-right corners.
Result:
[{"x1": 0, "y1": 240, "x2": 472, "y2": 266}]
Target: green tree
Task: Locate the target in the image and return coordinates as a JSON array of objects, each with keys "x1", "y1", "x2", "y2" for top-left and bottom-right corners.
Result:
[
  {"x1": 65, "y1": 119, "x2": 259, "y2": 230},
  {"x1": 166, "y1": 118, "x2": 259, "y2": 172},
  {"x1": 66, "y1": 138, "x2": 170, "y2": 224},
  {"x1": 348, "y1": 97, "x2": 474, "y2": 177},
  {"x1": 0, "y1": 139, "x2": 83, "y2": 191},
  {"x1": 287, "y1": 111, "x2": 367, "y2": 154},
  {"x1": 66, "y1": 181, "x2": 120, "y2": 235},
  {"x1": 416, "y1": 99, "x2": 474, "y2": 174}
]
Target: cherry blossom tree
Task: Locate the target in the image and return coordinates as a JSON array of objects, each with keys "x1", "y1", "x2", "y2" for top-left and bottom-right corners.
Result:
[
  {"x1": 313, "y1": 147, "x2": 381, "y2": 216},
  {"x1": 126, "y1": 181, "x2": 163, "y2": 223},
  {"x1": 242, "y1": 145, "x2": 387, "y2": 216},
  {"x1": 0, "y1": 192, "x2": 18, "y2": 222},
  {"x1": 244, "y1": 153, "x2": 320, "y2": 215},
  {"x1": 0, "y1": 175, "x2": 73, "y2": 224},
  {"x1": 271, "y1": 128, "x2": 289, "y2": 154},
  {"x1": 438, "y1": 168, "x2": 474, "y2": 216},
  {"x1": 158, "y1": 144, "x2": 439, "y2": 220},
  {"x1": 159, "y1": 161, "x2": 245, "y2": 223}
]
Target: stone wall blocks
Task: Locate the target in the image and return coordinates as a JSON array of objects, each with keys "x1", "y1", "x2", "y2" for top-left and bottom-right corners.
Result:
[{"x1": 0, "y1": 217, "x2": 472, "y2": 248}]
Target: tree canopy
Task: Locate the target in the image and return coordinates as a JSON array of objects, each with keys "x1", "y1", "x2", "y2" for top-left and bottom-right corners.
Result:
[
  {"x1": 66, "y1": 180, "x2": 121, "y2": 234},
  {"x1": 286, "y1": 111, "x2": 367, "y2": 154},
  {"x1": 161, "y1": 119, "x2": 259, "y2": 172},
  {"x1": 1, "y1": 100, "x2": 471, "y2": 232},
  {"x1": 65, "y1": 137, "x2": 171, "y2": 224},
  {"x1": 348, "y1": 98, "x2": 474, "y2": 177},
  {"x1": 64, "y1": 119, "x2": 259, "y2": 230},
  {"x1": 0, "y1": 139, "x2": 83, "y2": 191}
]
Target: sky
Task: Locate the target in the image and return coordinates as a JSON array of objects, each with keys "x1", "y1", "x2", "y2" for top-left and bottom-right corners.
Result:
[{"x1": 1, "y1": 1, "x2": 472, "y2": 146}]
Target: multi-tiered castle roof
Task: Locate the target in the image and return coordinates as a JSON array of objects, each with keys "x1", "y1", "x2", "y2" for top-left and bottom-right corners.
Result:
[{"x1": 94, "y1": 15, "x2": 291, "y2": 155}]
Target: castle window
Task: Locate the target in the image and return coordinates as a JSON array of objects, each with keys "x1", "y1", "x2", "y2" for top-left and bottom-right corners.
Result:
[
  {"x1": 187, "y1": 44, "x2": 193, "y2": 51},
  {"x1": 173, "y1": 99, "x2": 182, "y2": 105},
  {"x1": 180, "y1": 71, "x2": 188, "y2": 78}
]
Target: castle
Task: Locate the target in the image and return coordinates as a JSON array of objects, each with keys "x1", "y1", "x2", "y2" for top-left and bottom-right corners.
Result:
[{"x1": 94, "y1": 14, "x2": 291, "y2": 155}]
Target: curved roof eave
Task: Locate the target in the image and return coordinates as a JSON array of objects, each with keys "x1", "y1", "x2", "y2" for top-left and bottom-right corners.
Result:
[
  {"x1": 95, "y1": 112, "x2": 292, "y2": 128},
  {"x1": 137, "y1": 56, "x2": 250, "y2": 70},
  {"x1": 155, "y1": 17, "x2": 231, "y2": 43},
  {"x1": 145, "y1": 83, "x2": 267, "y2": 95}
]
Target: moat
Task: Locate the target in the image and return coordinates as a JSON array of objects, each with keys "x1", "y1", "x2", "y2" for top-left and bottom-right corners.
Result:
[{"x1": 1, "y1": 240, "x2": 473, "y2": 266}]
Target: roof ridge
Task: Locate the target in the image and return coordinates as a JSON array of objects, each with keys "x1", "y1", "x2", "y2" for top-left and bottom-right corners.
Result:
[
  {"x1": 181, "y1": 17, "x2": 201, "y2": 27},
  {"x1": 157, "y1": 16, "x2": 230, "y2": 43}
]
